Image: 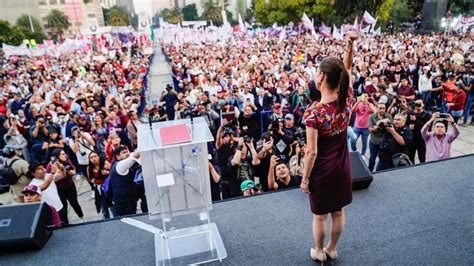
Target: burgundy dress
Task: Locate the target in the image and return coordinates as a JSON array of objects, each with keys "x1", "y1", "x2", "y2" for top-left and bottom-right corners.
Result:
[{"x1": 302, "y1": 99, "x2": 353, "y2": 215}]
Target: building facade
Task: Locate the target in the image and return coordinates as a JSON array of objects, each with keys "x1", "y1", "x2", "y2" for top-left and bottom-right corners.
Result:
[{"x1": 0, "y1": 0, "x2": 104, "y2": 37}]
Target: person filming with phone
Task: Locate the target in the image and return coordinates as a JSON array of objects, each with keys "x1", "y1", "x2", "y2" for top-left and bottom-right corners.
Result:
[{"x1": 421, "y1": 112, "x2": 460, "y2": 162}]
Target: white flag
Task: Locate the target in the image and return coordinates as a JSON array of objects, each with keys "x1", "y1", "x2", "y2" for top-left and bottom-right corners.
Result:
[
  {"x1": 332, "y1": 25, "x2": 342, "y2": 40},
  {"x1": 374, "y1": 27, "x2": 381, "y2": 36},
  {"x1": 361, "y1": 24, "x2": 371, "y2": 33},
  {"x1": 301, "y1": 13, "x2": 314, "y2": 31},
  {"x1": 363, "y1": 10, "x2": 377, "y2": 24},
  {"x1": 278, "y1": 28, "x2": 286, "y2": 44}
]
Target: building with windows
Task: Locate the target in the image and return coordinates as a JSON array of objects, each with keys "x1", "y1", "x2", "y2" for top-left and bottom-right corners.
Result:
[{"x1": 0, "y1": 0, "x2": 104, "y2": 37}]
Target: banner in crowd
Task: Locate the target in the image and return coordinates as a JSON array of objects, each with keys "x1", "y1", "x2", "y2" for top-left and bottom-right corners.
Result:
[
  {"x1": 453, "y1": 16, "x2": 474, "y2": 33},
  {"x1": 3, "y1": 43, "x2": 31, "y2": 58}
]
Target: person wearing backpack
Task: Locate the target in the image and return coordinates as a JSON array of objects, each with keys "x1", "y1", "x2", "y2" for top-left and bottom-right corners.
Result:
[{"x1": 2, "y1": 145, "x2": 29, "y2": 203}]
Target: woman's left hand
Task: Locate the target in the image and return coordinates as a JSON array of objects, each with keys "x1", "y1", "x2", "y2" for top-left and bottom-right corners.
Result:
[{"x1": 300, "y1": 178, "x2": 310, "y2": 194}]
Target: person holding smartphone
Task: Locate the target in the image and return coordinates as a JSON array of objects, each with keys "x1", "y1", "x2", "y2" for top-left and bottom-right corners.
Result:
[{"x1": 421, "y1": 112, "x2": 460, "y2": 162}]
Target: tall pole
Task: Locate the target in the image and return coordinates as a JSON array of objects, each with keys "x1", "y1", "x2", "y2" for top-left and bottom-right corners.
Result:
[{"x1": 23, "y1": 0, "x2": 35, "y2": 32}]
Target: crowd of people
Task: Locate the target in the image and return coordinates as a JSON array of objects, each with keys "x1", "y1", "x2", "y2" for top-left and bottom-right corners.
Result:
[
  {"x1": 1, "y1": 26, "x2": 472, "y2": 225},
  {"x1": 162, "y1": 30, "x2": 472, "y2": 200},
  {"x1": 0, "y1": 40, "x2": 151, "y2": 225}
]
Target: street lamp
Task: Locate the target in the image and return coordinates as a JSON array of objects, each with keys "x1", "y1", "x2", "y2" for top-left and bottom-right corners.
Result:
[
  {"x1": 440, "y1": 16, "x2": 460, "y2": 36},
  {"x1": 23, "y1": 0, "x2": 35, "y2": 33}
]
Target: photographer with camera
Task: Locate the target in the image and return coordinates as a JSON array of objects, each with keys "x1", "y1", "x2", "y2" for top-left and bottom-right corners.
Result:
[
  {"x1": 376, "y1": 114, "x2": 413, "y2": 171},
  {"x1": 30, "y1": 116, "x2": 50, "y2": 145},
  {"x1": 196, "y1": 102, "x2": 219, "y2": 134},
  {"x1": 47, "y1": 149, "x2": 84, "y2": 225},
  {"x1": 228, "y1": 137, "x2": 261, "y2": 197},
  {"x1": 215, "y1": 120, "x2": 238, "y2": 199},
  {"x1": 268, "y1": 118, "x2": 293, "y2": 163},
  {"x1": 368, "y1": 103, "x2": 393, "y2": 172},
  {"x1": 421, "y1": 112, "x2": 460, "y2": 162},
  {"x1": 238, "y1": 104, "x2": 260, "y2": 142},
  {"x1": 160, "y1": 84, "x2": 178, "y2": 121},
  {"x1": 407, "y1": 100, "x2": 432, "y2": 164},
  {"x1": 387, "y1": 93, "x2": 411, "y2": 117},
  {"x1": 239, "y1": 180, "x2": 263, "y2": 197},
  {"x1": 69, "y1": 126, "x2": 95, "y2": 178},
  {"x1": 2, "y1": 145, "x2": 30, "y2": 203},
  {"x1": 268, "y1": 155, "x2": 301, "y2": 191}
]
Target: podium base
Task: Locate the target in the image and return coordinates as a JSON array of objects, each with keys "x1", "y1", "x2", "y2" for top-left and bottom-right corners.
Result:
[{"x1": 154, "y1": 222, "x2": 227, "y2": 265}]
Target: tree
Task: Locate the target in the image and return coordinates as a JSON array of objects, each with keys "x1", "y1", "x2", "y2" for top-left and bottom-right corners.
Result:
[
  {"x1": 103, "y1": 6, "x2": 131, "y2": 26},
  {"x1": 388, "y1": 0, "x2": 414, "y2": 26},
  {"x1": 448, "y1": 0, "x2": 474, "y2": 15},
  {"x1": 254, "y1": 0, "x2": 318, "y2": 26},
  {"x1": 16, "y1": 15, "x2": 47, "y2": 43},
  {"x1": 162, "y1": 7, "x2": 183, "y2": 24},
  {"x1": 201, "y1": 0, "x2": 224, "y2": 25},
  {"x1": 45, "y1": 9, "x2": 71, "y2": 40},
  {"x1": 182, "y1": 4, "x2": 199, "y2": 21},
  {"x1": 376, "y1": 0, "x2": 395, "y2": 23},
  {"x1": 0, "y1": 20, "x2": 25, "y2": 45}
]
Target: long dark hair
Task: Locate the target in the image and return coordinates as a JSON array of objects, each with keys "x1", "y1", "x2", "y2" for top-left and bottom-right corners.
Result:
[
  {"x1": 88, "y1": 151, "x2": 105, "y2": 179},
  {"x1": 319, "y1": 57, "x2": 350, "y2": 112}
]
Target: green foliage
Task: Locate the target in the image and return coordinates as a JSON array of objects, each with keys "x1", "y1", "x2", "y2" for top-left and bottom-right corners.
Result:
[
  {"x1": 254, "y1": 0, "x2": 395, "y2": 26},
  {"x1": 376, "y1": 0, "x2": 395, "y2": 22},
  {"x1": 45, "y1": 9, "x2": 71, "y2": 39},
  {"x1": 182, "y1": 4, "x2": 199, "y2": 21},
  {"x1": 388, "y1": 0, "x2": 414, "y2": 26},
  {"x1": 16, "y1": 15, "x2": 47, "y2": 43},
  {"x1": 201, "y1": 0, "x2": 224, "y2": 25},
  {"x1": 162, "y1": 7, "x2": 183, "y2": 24},
  {"x1": 0, "y1": 20, "x2": 25, "y2": 45},
  {"x1": 449, "y1": 0, "x2": 474, "y2": 15},
  {"x1": 406, "y1": 0, "x2": 424, "y2": 15},
  {"x1": 103, "y1": 6, "x2": 131, "y2": 26}
]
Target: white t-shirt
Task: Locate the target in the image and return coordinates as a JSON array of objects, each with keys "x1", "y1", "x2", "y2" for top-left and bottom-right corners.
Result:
[
  {"x1": 69, "y1": 132, "x2": 94, "y2": 165},
  {"x1": 30, "y1": 178, "x2": 63, "y2": 211}
]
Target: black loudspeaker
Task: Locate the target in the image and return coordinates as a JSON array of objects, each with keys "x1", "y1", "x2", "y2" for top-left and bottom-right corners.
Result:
[
  {"x1": 0, "y1": 202, "x2": 53, "y2": 252},
  {"x1": 350, "y1": 152, "x2": 373, "y2": 190}
]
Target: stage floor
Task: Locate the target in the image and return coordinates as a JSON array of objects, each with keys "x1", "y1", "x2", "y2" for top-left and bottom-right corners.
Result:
[{"x1": 1, "y1": 155, "x2": 473, "y2": 265}]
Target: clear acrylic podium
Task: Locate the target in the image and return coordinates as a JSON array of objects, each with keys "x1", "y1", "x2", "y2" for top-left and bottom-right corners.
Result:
[{"x1": 125, "y1": 117, "x2": 227, "y2": 265}]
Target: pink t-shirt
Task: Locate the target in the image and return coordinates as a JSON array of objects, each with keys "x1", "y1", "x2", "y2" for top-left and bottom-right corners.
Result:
[{"x1": 354, "y1": 102, "x2": 374, "y2": 129}]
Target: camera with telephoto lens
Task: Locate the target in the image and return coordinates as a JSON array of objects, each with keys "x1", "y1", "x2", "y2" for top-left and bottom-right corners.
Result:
[
  {"x1": 294, "y1": 128, "x2": 306, "y2": 147},
  {"x1": 378, "y1": 120, "x2": 392, "y2": 130},
  {"x1": 181, "y1": 105, "x2": 199, "y2": 118}
]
